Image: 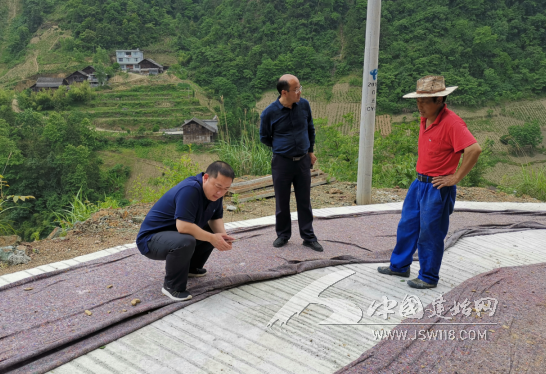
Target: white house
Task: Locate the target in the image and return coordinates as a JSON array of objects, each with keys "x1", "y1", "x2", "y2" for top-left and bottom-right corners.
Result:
[{"x1": 115, "y1": 49, "x2": 144, "y2": 72}]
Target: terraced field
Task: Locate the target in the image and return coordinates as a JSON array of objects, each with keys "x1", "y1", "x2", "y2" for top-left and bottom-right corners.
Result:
[
  {"x1": 257, "y1": 84, "x2": 546, "y2": 148},
  {"x1": 78, "y1": 82, "x2": 216, "y2": 131}
]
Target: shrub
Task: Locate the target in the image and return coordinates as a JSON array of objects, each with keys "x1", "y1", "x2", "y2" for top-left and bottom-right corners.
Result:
[
  {"x1": 0, "y1": 175, "x2": 35, "y2": 235},
  {"x1": 67, "y1": 81, "x2": 94, "y2": 103},
  {"x1": 315, "y1": 119, "x2": 359, "y2": 182},
  {"x1": 349, "y1": 77, "x2": 363, "y2": 87},
  {"x1": 136, "y1": 138, "x2": 154, "y2": 147},
  {"x1": 507, "y1": 120, "x2": 543, "y2": 149},
  {"x1": 316, "y1": 119, "x2": 421, "y2": 187},
  {"x1": 152, "y1": 124, "x2": 160, "y2": 132}
]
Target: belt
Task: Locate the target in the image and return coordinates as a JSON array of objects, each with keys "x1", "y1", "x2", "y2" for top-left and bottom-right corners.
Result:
[
  {"x1": 276, "y1": 153, "x2": 307, "y2": 161},
  {"x1": 417, "y1": 174, "x2": 434, "y2": 183}
]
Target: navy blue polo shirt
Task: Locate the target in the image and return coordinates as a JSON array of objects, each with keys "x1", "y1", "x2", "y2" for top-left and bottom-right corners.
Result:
[
  {"x1": 136, "y1": 172, "x2": 223, "y2": 255},
  {"x1": 259, "y1": 97, "x2": 316, "y2": 157}
]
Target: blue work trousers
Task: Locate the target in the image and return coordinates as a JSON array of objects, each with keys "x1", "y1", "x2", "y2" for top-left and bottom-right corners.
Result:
[{"x1": 389, "y1": 179, "x2": 456, "y2": 284}]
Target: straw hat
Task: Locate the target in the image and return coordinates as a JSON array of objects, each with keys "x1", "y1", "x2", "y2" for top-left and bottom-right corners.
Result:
[{"x1": 403, "y1": 75, "x2": 458, "y2": 98}]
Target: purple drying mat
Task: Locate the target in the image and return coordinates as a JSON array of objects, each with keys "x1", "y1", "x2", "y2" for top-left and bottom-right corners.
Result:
[
  {"x1": 336, "y1": 262, "x2": 546, "y2": 374},
  {"x1": 0, "y1": 210, "x2": 545, "y2": 373}
]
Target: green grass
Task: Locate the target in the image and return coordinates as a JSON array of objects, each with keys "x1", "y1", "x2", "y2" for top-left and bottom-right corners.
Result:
[
  {"x1": 85, "y1": 108, "x2": 195, "y2": 119},
  {"x1": 97, "y1": 91, "x2": 193, "y2": 99},
  {"x1": 214, "y1": 135, "x2": 272, "y2": 176},
  {"x1": 511, "y1": 165, "x2": 546, "y2": 201},
  {"x1": 52, "y1": 188, "x2": 121, "y2": 233},
  {"x1": 93, "y1": 118, "x2": 187, "y2": 130},
  {"x1": 89, "y1": 99, "x2": 199, "y2": 108}
]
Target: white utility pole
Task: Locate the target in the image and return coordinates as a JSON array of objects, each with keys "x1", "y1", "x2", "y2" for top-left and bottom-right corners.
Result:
[{"x1": 356, "y1": 0, "x2": 382, "y2": 205}]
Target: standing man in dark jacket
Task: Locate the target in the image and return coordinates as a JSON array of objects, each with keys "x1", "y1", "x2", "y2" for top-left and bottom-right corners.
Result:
[{"x1": 259, "y1": 74, "x2": 323, "y2": 252}]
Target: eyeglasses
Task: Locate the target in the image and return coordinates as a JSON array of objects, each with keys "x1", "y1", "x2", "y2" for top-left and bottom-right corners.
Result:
[{"x1": 287, "y1": 86, "x2": 302, "y2": 94}]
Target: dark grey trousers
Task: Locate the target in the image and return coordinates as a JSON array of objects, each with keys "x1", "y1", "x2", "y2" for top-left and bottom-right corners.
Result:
[{"x1": 144, "y1": 226, "x2": 214, "y2": 292}]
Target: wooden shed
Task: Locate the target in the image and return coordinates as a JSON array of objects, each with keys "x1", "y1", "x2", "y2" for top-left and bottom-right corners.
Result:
[
  {"x1": 138, "y1": 58, "x2": 164, "y2": 74},
  {"x1": 181, "y1": 116, "x2": 218, "y2": 144},
  {"x1": 29, "y1": 77, "x2": 69, "y2": 92}
]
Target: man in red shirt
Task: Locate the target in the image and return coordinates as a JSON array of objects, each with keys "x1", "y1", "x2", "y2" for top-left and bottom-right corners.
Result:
[{"x1": 378, "y1": 76, "x2": 482, "y2": 289}]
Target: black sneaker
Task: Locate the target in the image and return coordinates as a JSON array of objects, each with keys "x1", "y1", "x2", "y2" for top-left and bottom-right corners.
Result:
[
  {"x1": 377, "y1": 266, "x2": 410, "y2": 278},
  {"x1": 188, "y1": 268, "x2": 207, "y2": 278},
  {"x1": 303, "y1": 240, "x2": 324, "y2": 252},
  {"x1": 273, "y1": 237, "x2": 289, "y2": 247},
  {"x1": 407, "y1": 278, "x2": 437, "y2": 289},
  {"x1": 162, "y1": 286, "x2": 192, "y2": 301}
]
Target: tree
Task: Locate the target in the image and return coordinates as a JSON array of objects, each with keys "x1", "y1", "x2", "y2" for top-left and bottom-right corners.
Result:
[
  {"x1": 79, "y1": 29, "x2": 97, "y2": 47},
  {"x1": 93, "y1": 64, "x2": 109, "y2": 86},
  {"x1": 93, "y1": 46, "x2": 110, "y2": 65}
]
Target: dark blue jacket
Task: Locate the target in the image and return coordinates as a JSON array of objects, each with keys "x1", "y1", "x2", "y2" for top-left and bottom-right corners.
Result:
[
  {"x1": 136, "y1": 173, "x2": 223, "y2": 255},
  {"x1": 259, "y1": 97, "x2": 315, "y2": 157}
]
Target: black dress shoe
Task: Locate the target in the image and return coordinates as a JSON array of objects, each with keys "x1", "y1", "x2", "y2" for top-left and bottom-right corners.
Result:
[
  {"x1": 377, "y1": 266, "x2": 410, "y2": 278},
  {"x1": 273, "y1": 237, "x2": 289, "y2": 247},
  {"x1": 303, "y1": 240, "x2": 323, "y2": 252}
]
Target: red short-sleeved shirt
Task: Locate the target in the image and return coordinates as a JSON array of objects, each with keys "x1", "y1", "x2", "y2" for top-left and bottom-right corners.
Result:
[{"x1": 416, "y1": 105, "x2": 477, "y2": 177}]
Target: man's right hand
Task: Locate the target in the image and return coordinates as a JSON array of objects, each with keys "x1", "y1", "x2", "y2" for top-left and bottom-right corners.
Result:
[{"x1": 210, "y1": 233, "x2": 234, "y2": 251}]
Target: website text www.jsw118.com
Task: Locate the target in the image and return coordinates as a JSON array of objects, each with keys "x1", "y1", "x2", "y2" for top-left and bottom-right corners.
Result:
[{"x1": 373, "y1": 329, "x2": 488, "y2": 341}]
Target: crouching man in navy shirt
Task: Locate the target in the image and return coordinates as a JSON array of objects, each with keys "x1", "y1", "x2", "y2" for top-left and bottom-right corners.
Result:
[{"x1": 136, "y1": 161, "x2": 236, "y2": 301}]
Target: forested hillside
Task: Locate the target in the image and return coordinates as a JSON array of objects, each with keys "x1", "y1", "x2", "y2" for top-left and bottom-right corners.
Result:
[
  {"x1": 0, "y1": 0, "x2": 545, "y2": 241},
  {"x1": 2, "y1": 0, "x2": 544, "y2": 111}
]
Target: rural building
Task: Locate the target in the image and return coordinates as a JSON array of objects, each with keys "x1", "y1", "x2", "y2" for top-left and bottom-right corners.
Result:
[
  {"x1": 29, "y1": 77, "x2": 69, "y2": 92},
  {"x1": 81, "y1": 66, "x2": 95, "y2": 75},
  {"x1": 138, "y1": 58, "x2": 164, "y2": 75},
  {"x1": 65, "y1": 70, "x2": 89, "y2": 85},
  {"x1": 181, "y1": 116, "x2": 219, "y2": 144},
  {"x1": 87, "y1": 72, "x2": 109, "y2": 87},
  {"x1": 115, "y1": 49, "x2": 166, "y2": 75},
  {"x1": 161, "y1": 116, "x2": 219, "y2": 143},
  {"x1": 116, "y1": 49, "x2": 144, "y2": 72},
  {"x1": 65, "y1": 66, "x2": 107, "y2": 87}
]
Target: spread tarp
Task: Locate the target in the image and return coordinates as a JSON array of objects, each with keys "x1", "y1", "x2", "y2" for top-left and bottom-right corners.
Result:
[
  {"x1": 336, "y1": 262, "x2": 546, "y2": 374},
  {"x1": 0, "y1": 210, "x2": 545, "y2": 373}
]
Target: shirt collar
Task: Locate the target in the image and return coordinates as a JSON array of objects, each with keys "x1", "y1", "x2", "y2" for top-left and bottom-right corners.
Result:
[
  {"x1": 196, "y1": 172, "x2": 205, "y2": 186},
  {"x1": 421, "y1": 104, "x2": 448, "y2": 130},
  {"x1": 275, "y1": 96, "x2": 298, "y2": 110},
  {"x1": 196, "y1": 172, "x2": 213, "y2": 204}
]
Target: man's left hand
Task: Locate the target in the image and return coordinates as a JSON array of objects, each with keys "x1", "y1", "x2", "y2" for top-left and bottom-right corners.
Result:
[
  {"x1": 309, "y1": 152, "x2": 317, "y2": 165},
  {"x1": 432, "y1": 174, "x2": 458, "y2": 189}
]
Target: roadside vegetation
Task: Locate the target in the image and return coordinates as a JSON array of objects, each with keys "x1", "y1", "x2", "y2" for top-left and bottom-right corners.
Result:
[{"x1": 0, "y1": 0, "x2": 545, "y2": 242}]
